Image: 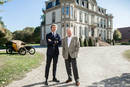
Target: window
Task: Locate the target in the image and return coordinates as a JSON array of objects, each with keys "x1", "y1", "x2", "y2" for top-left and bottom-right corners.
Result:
[
  {"x1": 91, "y1": 15, "x2": 94, "y2": 24},
  {"x1": 79, "y1": 26, "x2": 84, "y2": 37},
  {"x1": 62, "y1": 7, "x2": 64, "y2": 15},
  {"x1": 79, "y1": 26, "x2": 82, "y2": 37},
  {"x1": 85, "y1": 13, "x2": 88, "y2": 23},
  {"x1": 91, "y1": 4, "x2": 94, "y2": 11},
  {"x1": 85, "y1": 27, "x2": 87, "y2": 37},
  {"x1": 46, "y1": 0, "x2": 59, "y2": 9},
  {"x1": 70, "y1": 6, "x2": 73, "y2": 17},
  {"x1": 52, "y1": 12, "x2": 55, "y2": 23},
  {"x1": 66, "y1": 6, "x2": 70, "y2": 15},
  {"x1": 56, "y1": 0, "x2": 60, "y2": 5},
  {"x1": 46, "y1": 2, "x2": 52, "y2": 9},
  {"x1": 52, "y1": 1, "x2": 56, "y2": 7},
  {"x1": 99, "y1": 8, "x2": 100, "y2": 12},
  {"x1": 82, "y1": 1, "x2": 84, "y2": 6},
  {"x1": 100, "y1": 19, "x2": 103, "y2": 28},
  {"x1": 74, "y1": 10, "x2": 76, "y2": 19},
  {"x1": 104, "y1": 19, "x2": 106, "y2": 28},
  {"x1": 76, "y1": 0, "x2": 79, "y2": 4},
  {"x1": 80, "y1": 11, "x2": 82, "y2": 22},
  {"x1": 66, "y1": 23, "x2": 69, "y2": 27},
  {"x1": 92, "y1": 29, "x2": 94, "y2": 37},
  {"x1": 86, "y1": 2, "x2": 89, "y2": 8}
]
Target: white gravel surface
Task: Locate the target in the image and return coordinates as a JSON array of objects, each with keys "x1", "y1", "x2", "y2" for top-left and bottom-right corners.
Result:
[{"x1": 5, "y1": 46, "x2": 130, "y2": 87}]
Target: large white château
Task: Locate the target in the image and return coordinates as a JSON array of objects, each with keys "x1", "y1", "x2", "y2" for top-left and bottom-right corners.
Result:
[{"x1": 40, "y1": 0, "x2": 113, "y2": 46}]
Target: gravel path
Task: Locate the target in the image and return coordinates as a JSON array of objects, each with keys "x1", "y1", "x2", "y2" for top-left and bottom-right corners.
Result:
[{"x1": 6, "y1": 46, "x2": 130, "y2": 87}]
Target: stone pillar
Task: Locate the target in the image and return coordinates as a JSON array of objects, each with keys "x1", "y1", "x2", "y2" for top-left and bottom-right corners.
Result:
[{"x1": 40, "y1": 24, "x2": 47, "y2": 46}]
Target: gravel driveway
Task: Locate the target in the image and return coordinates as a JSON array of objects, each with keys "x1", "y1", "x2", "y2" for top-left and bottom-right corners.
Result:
[{"x1": 6, "y1": 46, "x2": 130, "y2": 87}]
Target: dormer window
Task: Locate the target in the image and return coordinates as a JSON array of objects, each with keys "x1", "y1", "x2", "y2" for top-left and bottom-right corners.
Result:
[
  {"x1": 56, "y1": 0, "x2": 60, "y2": 5},
  {"x1": 76, "y1": 0, "x2": 79, "y2": 4},
  {"x1": 46, "y1": 2, "x2": 52, "y2": 9},
  {"x1": 46, "y1": 0, "x2": 60, "y2": 10},
  {"x1": 82, "y1": 1, "x2": 84, "y2": 6}
]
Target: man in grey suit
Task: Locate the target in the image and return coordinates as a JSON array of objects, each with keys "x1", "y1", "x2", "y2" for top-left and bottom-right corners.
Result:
[{"x1": 62, "y1": 28, "x2": 80, "y2": 86}]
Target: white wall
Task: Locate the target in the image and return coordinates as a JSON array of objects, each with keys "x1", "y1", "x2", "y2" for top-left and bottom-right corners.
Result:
[{"x1": 46, "y1": 8, "x2": 61, "y2": 25}]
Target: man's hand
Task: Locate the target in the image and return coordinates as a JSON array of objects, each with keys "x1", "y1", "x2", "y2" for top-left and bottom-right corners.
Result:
[{"x1": 48, "y1": 39, "x2": 52, "y2": 42}]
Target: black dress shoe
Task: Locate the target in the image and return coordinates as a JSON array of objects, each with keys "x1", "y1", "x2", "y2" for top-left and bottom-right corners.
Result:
[
  {"x1": 65, "y1": 79, "x2": 72, "y2": 83},
  {"x1": 52, "y1": 78, "x2": 60, "y2": 82},
  {"x1": 45, "y1": 81, "x2": 48, "y2": 85}
]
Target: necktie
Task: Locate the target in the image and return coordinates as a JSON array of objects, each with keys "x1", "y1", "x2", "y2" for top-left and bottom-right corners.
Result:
[{"x1": 53, "y1": 32, "x2": 55, "y2": 37}]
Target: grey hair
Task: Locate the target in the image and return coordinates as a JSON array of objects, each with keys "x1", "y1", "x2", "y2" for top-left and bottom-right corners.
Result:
[{"x1": 66, "y1": 27, "x2": 71, "y2": 31}]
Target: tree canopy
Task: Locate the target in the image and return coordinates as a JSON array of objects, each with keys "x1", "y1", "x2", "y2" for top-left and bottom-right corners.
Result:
[
  {"x1": 113, "y1": 29, "x2": 122, "y2": 42},
  {"x1": 13, "y1": 26, "x2": 40, "y2": 44},
  {"x1": 0, "y1": 19, "x2": 12, "y2": 46},
  {"x1": 0, "y1": 0, "x2": 11, "y2": 5}
]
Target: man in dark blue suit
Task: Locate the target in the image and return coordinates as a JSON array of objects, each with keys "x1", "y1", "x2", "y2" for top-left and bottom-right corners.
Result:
[{"x1": 45, "y1": 24, "x2": 61, "y2": 85}]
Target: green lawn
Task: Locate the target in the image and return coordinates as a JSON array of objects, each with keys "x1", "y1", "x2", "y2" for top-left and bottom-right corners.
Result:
[
  {"x1": 123, "y1": 50, "x2": 130, "y2": 61},
  {"x1": 0, "y1": 51, "x2": 44, "y2": 87},
  {"x1": 27, "y1": 44, "x2": 40, "y2": 46}
]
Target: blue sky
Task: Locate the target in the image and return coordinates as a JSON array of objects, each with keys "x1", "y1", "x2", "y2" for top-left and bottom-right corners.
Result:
[{"x1": 0, "y1": 0, "x2": 130, "y2": 32}]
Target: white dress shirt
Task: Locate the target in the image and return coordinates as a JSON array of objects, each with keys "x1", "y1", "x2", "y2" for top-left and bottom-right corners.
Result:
[
  {"x1": 67, "y1": 36, "x2": 72, "y2": 47},
  {"x1": 52, "y1": 32, "x2": 56, "y2": 37}
]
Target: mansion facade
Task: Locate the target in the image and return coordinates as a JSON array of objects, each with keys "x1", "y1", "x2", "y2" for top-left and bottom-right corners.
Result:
[{"x1": 40, "y1": 0, "x2": 113, "y2": 46}]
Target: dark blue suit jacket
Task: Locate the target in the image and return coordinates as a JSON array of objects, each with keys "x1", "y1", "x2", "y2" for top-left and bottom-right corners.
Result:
[{"x1": 46, "y1": 32, "x2": 61, "y2": 56}]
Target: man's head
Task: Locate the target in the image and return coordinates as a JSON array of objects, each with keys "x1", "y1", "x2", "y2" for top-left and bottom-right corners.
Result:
[
  {"x1": 67, "y1": 28, "x2": 72, "y2": 37},
  {"x1": 51, "y1": 24, "x2": 57, "y2": 32}
]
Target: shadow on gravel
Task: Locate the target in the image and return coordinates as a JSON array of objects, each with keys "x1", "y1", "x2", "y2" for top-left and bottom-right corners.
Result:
[
  {"x1": 23, "y1": 81, "x2": 76, "y2": 87},
  {"x1": 87, "y1": 73, "x2": 130, "y2": 87},
  {"x1": 22, "y1": 81, "x2": 44, "y2": 87}
]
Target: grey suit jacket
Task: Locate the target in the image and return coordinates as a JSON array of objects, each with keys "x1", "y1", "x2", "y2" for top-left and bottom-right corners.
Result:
[{"x1": 62, "y1": 36, "x2": 80, "y2": 59}]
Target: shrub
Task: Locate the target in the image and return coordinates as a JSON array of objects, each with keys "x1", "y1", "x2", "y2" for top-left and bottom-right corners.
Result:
[
  {"x1": 112, "y1": 39, "x2": 115, "y2": 45},
  {"x1": 106, "y1": 39, "x2": 112, "y2": 44},
  {"x1": 88, "y1": 37, "x2": 95, "y2": 46},
  {"x1": 84, "y1": 38, "x2": 88, "y2": 47},
  {"x1": 79, "y1": 38, "x2": 84, "y2": 47},
  {"x1": 121, "y1": 42, "x2": 130, "y2": 45}
]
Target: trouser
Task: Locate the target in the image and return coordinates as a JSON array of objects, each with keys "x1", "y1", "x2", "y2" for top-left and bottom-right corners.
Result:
[
  {"x1": 45, "y1": 54, "x2": 58, "y2": 80},
  {"x1": 65, "y1": 54, "x2": 79, "y2": 82}
]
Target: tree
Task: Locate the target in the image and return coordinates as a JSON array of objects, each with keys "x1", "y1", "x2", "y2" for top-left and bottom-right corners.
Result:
[
  {"x1": 13, "y1": 30, "x2": 24, "y2": 40},
  {"x1": 113, "y1": 29, "x2": 122, "y2": 42},
  {"x1": 84, "y1": 38, "x2": 88, "y2": 47},
  {"x1": 88, "y1": 37, "x2": 95, "y2": 46},
  {"x1": 13, "y1": 27, "x2": 35, "y2": 43},
  {"x1": 0, "y1": 0, "x2": 11, "y2": 5},
  {"x1": 0, "y1": 29, "x2": 12, "y2": 46},
  {"x1": 0, "y1": 18, "x2": 13, "y2": 46},
  {"x1": 23, "y1": 27, "x2": 35, "y2": 43},
  {"x1": 32, "y1": 26, "x2": 41, "y2": 43},
  {"x1": 0, "y1": 18, "x2": 5, "y2": 38},
  {"x1": 0, "y1": 0, "x2": 12, "y2": 12},
  {"x1": 79, "y1": 37, "x2": 84, "y2": 47}
]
